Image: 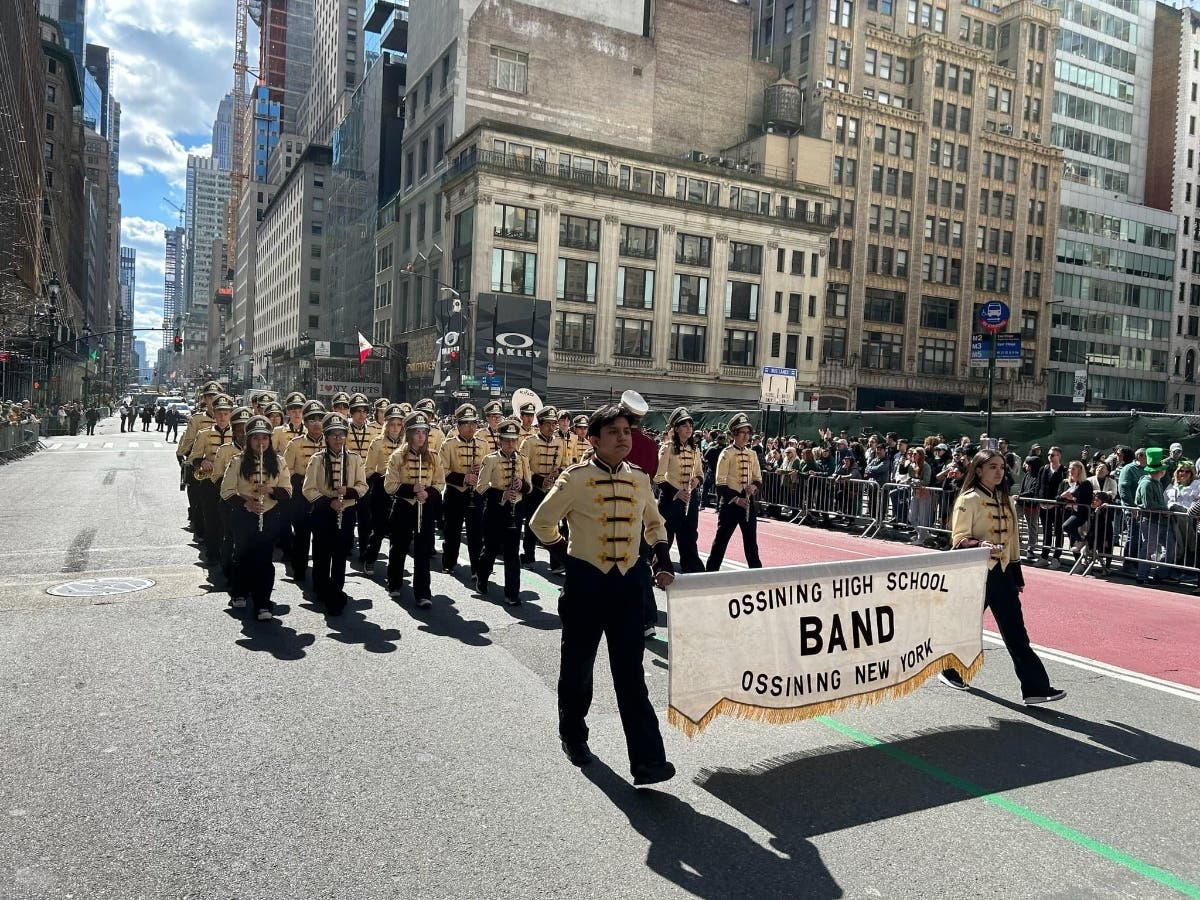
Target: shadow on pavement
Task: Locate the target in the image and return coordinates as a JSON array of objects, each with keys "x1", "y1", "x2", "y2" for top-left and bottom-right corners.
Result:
[
  {"x1": 225, "y1": 605, "x2": 315, "y2": 660},
  {"x1": 504, "y1": 591, "x2": 561, "y2": 630},
  {"x1": 583, "y1": 759, "x2": 842, "y2": 899},
  {"x1": 392, "y1": 593, "x2": 492, "y2": 647},
  {"x1": 319, "y1": 597, "x2": 402, "y2": 654}
]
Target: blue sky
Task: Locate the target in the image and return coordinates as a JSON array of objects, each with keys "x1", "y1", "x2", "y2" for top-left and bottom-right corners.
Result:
[{"x1": 89, "y1": 0, "x2": 249, "y2": 367}]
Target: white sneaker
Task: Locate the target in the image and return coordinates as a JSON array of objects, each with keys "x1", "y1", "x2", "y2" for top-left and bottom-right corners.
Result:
[
  {"x1": 938, "y1": 671, "x2": 969, "y2": 691},
  {"x1": 388, "y1": 588, "x2": 404, "y2": 599},
  {"x1": 1024, "y1": 689, "x2": 1066, "y2": 706},
  {"x1": 230, "y1": 597, "x2": 247, "y2": 608},
  {"x1": 256, "y1": 608, "x2": 273, "y2": 621}
]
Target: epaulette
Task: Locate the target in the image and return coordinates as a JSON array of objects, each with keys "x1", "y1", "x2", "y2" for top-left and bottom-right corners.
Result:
[{"x1": 626, "y1": 461, "x2": 645, "y2": 472}]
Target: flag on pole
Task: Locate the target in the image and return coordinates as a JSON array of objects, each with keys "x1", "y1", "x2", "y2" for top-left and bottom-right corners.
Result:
[{"x1": 357, "y1": 331, "x2": 373, "y2": 376}]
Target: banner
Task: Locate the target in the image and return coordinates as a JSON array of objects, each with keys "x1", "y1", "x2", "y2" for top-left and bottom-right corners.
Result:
[
  {"x1": 666, "y1": 549, "x2": 989, "y2": 735},
  {"x1": 472, "y1": 293, "x2": 551, "y2": 396}
]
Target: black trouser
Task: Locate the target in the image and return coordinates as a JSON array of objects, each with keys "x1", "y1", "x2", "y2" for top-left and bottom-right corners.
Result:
[
  {"x1": 217, "y1": 498, "x2": 234, "y2": 582},
  {"x1": 166, "y1": 421, "x2": 178, "y2": 442},
  {"x1": 198, "y1": 480, "x2": 223, "y2": 562},
  {"x1": 521, "y1": 486, "x2": 549, "y2": 559},
  {"x1": 705, "y1": 497, "x2": 762, "y2": 570},
  {"x1": 1039, "y1": 505, "x2": 1064, "y2": 559},
  {"x1": 311, "y1": 502, "x2": 356, "y2": 611},
  {"x1": 86, "y1": 420, "x2": 96, "y2": 435},
  {"x1": 659, "y1": 487, "x2": 704, "y2": 573},
  {"x1": 443, "y1": 487, "x2": 483, "y2": 573},
  {"x1": 355, "y1": 468, "x2": 373, "y2": 557},
  {"x1": 478, "y1": 499, "x2": 522, "y2": 600},
  {"x1": 289, "y1": 476, "x2": 313, "y2": 578},
  {"x1": 364, "y1": 473, "x2": 389, "y2": 563},
  {"x1": 185, "y1": 468, "x2": 204, "y2": 539},
  {"x1": 558, "y1": 557, "x2": 668, "y2": 774},
  {"x1": 388, "y1": 492, "x2": 441, "y2": 599},
  {"x1": 230, "y1": 506, "x2": 281, "y2": 611}
]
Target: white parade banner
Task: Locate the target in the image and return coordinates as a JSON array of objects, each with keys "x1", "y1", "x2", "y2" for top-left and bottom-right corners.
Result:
[{"x1": 666, "y1": 549, "x2": 989, "y2": 735}]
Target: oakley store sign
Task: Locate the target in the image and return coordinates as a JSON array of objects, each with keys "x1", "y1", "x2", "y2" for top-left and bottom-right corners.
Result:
[{"x1": 472, "y1": 293, "x2": 551, "y2": 395}]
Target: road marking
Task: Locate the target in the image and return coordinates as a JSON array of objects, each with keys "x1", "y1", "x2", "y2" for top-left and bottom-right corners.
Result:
[
  {"x1": 103, "y1": 442, "x2": 113, "y2": 449},
  {"x1": 0, "y1": 544, "x2": 196, "y2": 558},
  {"x1": 49, "y1": 442, "x2": 62, "y2": 450},
  {"x1": 817, "y1": 716, "x2": 1200, "y2": 899},
  {"x1": 75, "y1": 442, "x2": 88, "y2": 449},
  {"x1": 127, "y1": 442, "x2": 138, "y2": 448}
]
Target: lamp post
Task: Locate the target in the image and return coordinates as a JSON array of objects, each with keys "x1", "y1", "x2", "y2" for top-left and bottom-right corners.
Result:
[{"x1": 43, "y1": 276, "x2": 61, "y2": 409}]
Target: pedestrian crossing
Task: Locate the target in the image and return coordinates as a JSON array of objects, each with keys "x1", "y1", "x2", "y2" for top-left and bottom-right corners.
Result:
[{"x1": 43, "y1": 439, "x2": 171, "y2": 452}]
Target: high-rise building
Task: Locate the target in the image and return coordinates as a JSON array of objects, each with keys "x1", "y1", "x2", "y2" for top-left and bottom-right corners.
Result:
[
  {"x1": 39, "y1": 0, "x2": 85, "y2": 81},
  {"x1": 1047, "y1": 0, "x2": 1170, "y2": 411},
  {"x1": 118, "y1": 245, "x2": 135, "y2": 375},
  {"x1": 251, "y1": 0, "x2": 315, "y2": 133},
  {"x1": 163, "y1": 226, "x2": 186, "y2": 328},
  {"x1": 212, "y1": 92, "x2": 234, "y2": 171},
  {"x1": 184, "y1": 156, "x2": 231, "y2": 361},
  {"x1": 134, "y1": 339, "x2": 149, "y2": 383},
  {"x1": 247, "y1": 85, "x2": 282, "y2": 182},
  {"x1": 83, "y1": 42, "x2": 111, "y2": 138},
  {"x1": 302, "y1": 0, "x2": 362, "y2": 145}
]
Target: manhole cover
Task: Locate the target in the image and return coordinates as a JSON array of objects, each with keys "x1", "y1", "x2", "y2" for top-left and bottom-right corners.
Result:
[{"x1": 47, "y1": 577, "x2": 156, "y2": 598}]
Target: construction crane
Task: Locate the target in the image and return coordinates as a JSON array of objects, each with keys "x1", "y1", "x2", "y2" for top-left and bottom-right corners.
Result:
[
  {"x1": 162, "y1": 197, "x2": 184, "y2": 228},
  {"x1": 225, "y1": 0, "x2": 250, "y2": 260}
]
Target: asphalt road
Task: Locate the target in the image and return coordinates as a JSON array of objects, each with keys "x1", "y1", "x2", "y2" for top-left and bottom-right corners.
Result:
[{"x1": 2, "y1": 416, "x2": 1199, "y2": 899}]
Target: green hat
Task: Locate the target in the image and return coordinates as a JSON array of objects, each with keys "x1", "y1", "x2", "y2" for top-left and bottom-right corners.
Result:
[{"x1": 1143, "y1": 447, "x2": 1167, "y2": 473}]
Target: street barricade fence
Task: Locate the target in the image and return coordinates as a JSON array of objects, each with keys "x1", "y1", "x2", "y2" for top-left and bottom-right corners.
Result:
[{"x1": 0, "y1": 422, "x2": 39, "y2": 464}]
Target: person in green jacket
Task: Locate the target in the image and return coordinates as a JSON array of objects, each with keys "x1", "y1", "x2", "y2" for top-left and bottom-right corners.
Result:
[{"x1": 1134, "y1": 447, "x2": 1168, "y2": 585}]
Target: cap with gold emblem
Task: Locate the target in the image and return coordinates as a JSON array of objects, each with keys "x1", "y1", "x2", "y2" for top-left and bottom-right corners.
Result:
[
  {"x1": 321, "y1": 412, "x2": 349, "y2": 434},
  {"x1": 285, "y1": 391, "x2": 307, "y2": 409},
  {"x1": 258, "y1": 392, "x2": 277, "y2": 407},
  {"x1": 572, "y1": 415, "x2": 589, "y2": 428},
  {"x1": 405, "y1": 411, "x2": 432, "y2": 432},
  {"x1": 230, "y1": 406, "x2": 253, "y2": 425},
  {"x1": 373, "y1": 398, "x2": 391, "y2": 411},
  {"x1": 536, "y1": 405, "x2": 559, "y2": 423},
  {"x1": 384, "y1": 403, "x2": 407, "y2": 421},
  {"x1": 519, "y1": 402, "x2": 536, "y2": 416},
  {"x1": 397, "y1": 402, "x2": 413, "y2": 416},
  {"x1": 263, "y1": 402, "x2": 284, "y2": 418},
  {"x1": 727, "y1": 412, "x2": 753, "y2": 433},
  {"x1": 246, "y1": 415, "x2": 273, "y2": 437},
  {"x1": 496, "y1": 418, "x2": 523, "y2": 441},
  {"x1": 331, "y1": 391, "x2": 351, "y2": 408},
  {"x1": 415, "y1": 398, "x2": 437, "y2": 414},
  {"x1": 302, "y1": 400, "x2": 326, "y2": 420},
  {"x1": 202, "y1": 381, "x2": 222, "y2": 397},
  {"x1": 454, "y1": 403, "x2": 479, "y2": 424},
  {"x1": 212, "y1": 394, "x2": 235, "y2": 412},
  {"x1": 483, "y1": 400, "x2": 504, "y2": 416},
  {"x1": 558, "y1": 410, "x2": 572, "y2": 421},
  {"x1": 349, "y1": 392, "x2": 370, "y2": 410},
  {"x1": 667, "y1": 406, "x2": 694, "y2": 429}
]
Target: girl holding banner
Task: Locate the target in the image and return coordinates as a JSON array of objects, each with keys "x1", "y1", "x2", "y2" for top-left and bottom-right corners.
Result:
[{"x1": 939, "y1": 449, "x2": 1066, "y2": 706}]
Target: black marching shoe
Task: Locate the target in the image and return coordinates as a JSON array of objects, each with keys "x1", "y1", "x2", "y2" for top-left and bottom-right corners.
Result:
[
  {"x1": 562, "y1": 741, "x2": 594, "y2": 767},
  {"x1": 632, "y1": 760, "x2": 676, "y2": 786},
  {"x1": 475, "y1": 576, "x2": 489, "y2": 596}
]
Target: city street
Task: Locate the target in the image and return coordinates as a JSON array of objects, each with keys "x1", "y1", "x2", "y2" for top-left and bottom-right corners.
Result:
[{"x1": 2, "y1": 418, "x2": 1200, "y2": 899}]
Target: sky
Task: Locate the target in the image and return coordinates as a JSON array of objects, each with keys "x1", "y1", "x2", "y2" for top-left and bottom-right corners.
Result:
[{"x1": 89, "y1": 0, "x2": 244, "y2": 369}]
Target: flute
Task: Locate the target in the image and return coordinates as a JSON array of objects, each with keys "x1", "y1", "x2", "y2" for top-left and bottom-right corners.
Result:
[
  {"x1": 416, "y1": 457, "x2": 425, "y2": 534},
  {"x1": 466, "y1": 441, "x2": 478, "y2": 508},
  {"x1": 335, "y1": 451, "x2": 345, "y2": 531},
  {"x1": 257, "y1": 451, "x2": 265, "y2": 533},
  {"x1": 506, "y1": 454, "x2": 519, "y2": 531}
]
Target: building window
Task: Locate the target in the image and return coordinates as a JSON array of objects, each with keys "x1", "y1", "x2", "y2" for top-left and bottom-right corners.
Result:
[
  {"x1": 614, "y1": 318, "x2": 654, "y2": 358},
  {"x1": 862, "y1": 330, "x2": 903, "y2": 370},
  {"x1": 675, "y1": 233, "x2": 711, "y2": 267},
  {"x1": 46, "y1": 85, "x2": 56, "y2": 103},
  {"x1": 723, "y1": 329, "x2": 757, "y2": 367},
  {"x1": 788, "y1": 293, "x2": 802, "y2": 324},
  {"x1": 310, "y1": 267, "x2": 322, "y2": 282},
  {"x1": 559, "y1": 215, "x2": 600, "y2": 251},
  {"x1": 556, "y1": 258, "x2": 597, "y2": 302},
  {"x1": 864, "y1": 288, "x2": 905, "y2": 323},
  {"x1": 419, "y1": 139, "x2": 429, "y2": 178},
  {"x1": 441, "y1": 55, "x2": 451, "y2": 91},
  {"x1": 434, "y1": 123, "x2": 445, "y2": 162},
  {"x1": 555, "y1": 311, "x2": 595, "y2": 353},
  {"x1": 45, "y1": 113, "x2": 55, "y2": 131},
  {"x1": 43, "y1": 141, "x2": 53, "y2": 160},
  {"x1": 729, "y1": 242, "x2": 763, "y2": 274},
  {"x1": 919, "y1": 295, "x2": 957, "y2": 330},
  {"x1": 490, "y1": 47, "x2": 529, "y2": 94},
  {"x1": 673, "y1": 274, "x2": 709, "y2": 315},
  {"x1": 492, "y1": 249, "x2": 536, "y2": 295},
  {"x1": 309, "y1": 315, "x2": 320, "y2": 328},
  {"x1": 619, "y1": 224, "x2": 657, "y2": 259},
  {"x1": 617, "y1": 266, "x2": 655, "y2": 309},
  {"x1": 725, "y1": 281, "x2": 760, "y2": 321},
  {"x1": 671, "y1": 323, "x2": 706, "y2": 362},
  {"x1": 918, "y1": 338, "x2": 955, "y2": 375},
  {"x1": 825, "y1": 283, "x2": 848, "y2": 317},
  {"x1": 676, "y1": 176, "x2": 720, "y2": 205},
  {"x1": 822, "y1": 326, "x2": 847, "y2": 361},
  {"x1": 493, "y1": 204, "x2": 538, "y2": 241}
]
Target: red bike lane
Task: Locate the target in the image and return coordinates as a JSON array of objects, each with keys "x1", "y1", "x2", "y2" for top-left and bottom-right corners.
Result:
[{"x1": 694, "y1": 510, "x2": 1200, "y2": 688}]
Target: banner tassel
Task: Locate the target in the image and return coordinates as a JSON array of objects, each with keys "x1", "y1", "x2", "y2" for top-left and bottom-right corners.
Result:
[{"x1": 667, "y1": 652, "x2": 985, "y2": 738}]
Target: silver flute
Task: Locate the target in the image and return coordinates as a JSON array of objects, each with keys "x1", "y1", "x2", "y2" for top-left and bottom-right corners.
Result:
[
  {"x1": 257, "y1": 451, "x2": 265, "y2": 532},
  {"x1": 335, "y1": 452, "x2": 345, "y2": 531},
  {"x1": 415, "y1": 458, "x2": 425, "y2": 534}
]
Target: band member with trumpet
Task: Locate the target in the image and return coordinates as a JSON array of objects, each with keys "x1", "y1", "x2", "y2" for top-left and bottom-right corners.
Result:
[
  {"x1": 655, "y1": 406, "x2": 704, "y2": 573},
  {"x1": 528, "y1": 404, "x2": 676, "y2": 785},
  {"x1": 705, "y1": 412, "x2": 764, "y2": 571},
  {"x1": 303, "y1": 412, "x2": 368, "y2": 615},
  {"x1": 520, "y1": 406, "x2": 568, "y2": 568},
  {"x1": 384, "y1": 410, "x2": 446, "y2": 608},
  {"x1": 177, "y1": 380, "x2": 220, "y2": 542},
  {"x1": 284, "y1": 400, "x2": 327, "y2": 581},
  {"x1": 188, "y1": 394, "x2": 235, "y2": 566},
  {"x1": 273, "y1": 392, "x2": 307, "y2": 454},
  {"x1": 347, "y1": 392, "x2": 379, "y2": 560},
  {"x1": 362, "y1": 403, "x2": 406, "y2": 568},
  {"x1": 482, "y1": 400, "x2": 506, "y2": 452},
  {"x1": 221, "y1": 416, "x2": 292, "y2": 620},
  {"x1": 475, "y1": 418, "x2": 531, "y2": 605},
  {"x1": 440, "y1": 403, "x2": 489, "y2": 576}
]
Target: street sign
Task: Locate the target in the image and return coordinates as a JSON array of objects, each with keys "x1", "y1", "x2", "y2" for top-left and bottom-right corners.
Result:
[
  {"x1": 461, "y1": 375, "x2": 481, "y2": 387},
  {"x1": 969, "y1": 333, "x2": 1021, "y2": 368},
  {"x1": 452, "y1": 390, "x2": 470, "y2": 398},
  {"x1": 760, "y1": 366, "x2": 797, "y2": 406},
  {"x1": 979, "y1": 301, "x2": 1010, "y2": 333}
]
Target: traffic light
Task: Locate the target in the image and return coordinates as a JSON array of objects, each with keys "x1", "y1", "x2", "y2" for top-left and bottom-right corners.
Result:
[
  {"x1": 90, "y1": 349, "x2": 99, "y2": 361},
  {"x1": 173, "y1": 335, "x2": 182, "y2": 353},
  {"x1": 447, "y1": 348, "x2": 460, "y2": 369}
]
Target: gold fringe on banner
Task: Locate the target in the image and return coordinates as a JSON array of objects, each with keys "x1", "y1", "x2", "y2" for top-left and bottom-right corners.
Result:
[{"x1": 667, "y1": 652, "x2": 985, "y2": 738}]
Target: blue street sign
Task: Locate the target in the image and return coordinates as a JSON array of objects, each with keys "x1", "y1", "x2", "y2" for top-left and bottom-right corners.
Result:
[
  {"x1": 762, "y1": 366, "x2": 799, "y2": 377},
  {"x1": 979, "y1": 301, "x2": 1010, "y2": 332},
  {"x1": 970, "y1": 333, "x2": 1021, "y2": 368}
]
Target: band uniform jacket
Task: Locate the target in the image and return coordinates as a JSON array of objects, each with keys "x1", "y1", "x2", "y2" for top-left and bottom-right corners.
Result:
[
  {"x1": 177, "y1": 411, "x2": 214, "y2": 461},
  {"x1": 426, "y1": 425, "x2": 447, "y2": 455},
  {"x1": 655, "y1": 441, "x2": 702, "y2": 499},
  {"x1": 950, "y1": 487, "x2": 1021, "y2": 572},
  {"x1": 212, "y1": 440, "x2": 247, "y2": 486},
  {"x1": 474, "y1": 450, "x2": 532, "y2": 503},
  {"x1": 220, "y1": 453, "x2": 293, "y2": 513},
  {"x1": 441, "y1": 433, "x2": 491, "y2": 493},
  {"x1": 384, "y1": 447, "x2": 447, "y2": 506},
  {"x1": 302, "y1": 449, "x2": 369, "y2": 508},
  {"x1": 272, "y1": 421, "x2": 305, "y2": 454},
  {"x1": 482, "y1": 427, "x2": 502, "y2": 454},
  {"x1": 284, "y1": 434, "x2": 325, "y2": 491},
  {"x1": 366, "y1": 432, "x2": 403, "y2": 476},
  {"x1": 563, "y1": 434, "x2": 590, "y2": 467},
  {"x1": 188, "y1": 424, "x2": 234, "y2": 482},
  {"x1": 520, "y1": 432, "x2": 567, "y2": 491},
  {"x1": 528, "y1": 457, "x2": 668, "y2": 574},
  {"x1": 346, "y1": 422, "x2": 379, "y2": 463},
  {"x1": 715, "y1": 444, "x2": 764, "y2": 500}
]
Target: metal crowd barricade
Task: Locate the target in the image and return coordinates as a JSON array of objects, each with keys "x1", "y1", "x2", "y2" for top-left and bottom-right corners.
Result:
[
  {"x1": 758, "y1": 469, "x2": 804, "y2": 522},
  {"x1": 1073, "y1": 503, "x2": 1200, "y2": 584},
  {"x1": 779, "y1": 474, "x2": 881, "y2": 534},
  {"x1": 0, "y1": 422, "x2": 39, "y2": 464},
  {"x1": 876, "y1": 481, "x2": 954, "y2": 546}
]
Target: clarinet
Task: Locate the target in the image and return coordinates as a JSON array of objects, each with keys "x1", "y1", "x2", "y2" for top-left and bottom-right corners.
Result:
[
  {"x1": 466, "y1": 440, "x2": 477, "y2": 509},
  {"x1": 416, "y1": 457, "x2": 425, "y2": 535},
  {"x1": 335, "y1": 451, "x2": 345, "y2": 531},
  {"x1": 257, "y1": 451, "x2": 265, "y2": 533},
  {"x1": 507, "y1": 454, "x2": 519, "y2": 531}
]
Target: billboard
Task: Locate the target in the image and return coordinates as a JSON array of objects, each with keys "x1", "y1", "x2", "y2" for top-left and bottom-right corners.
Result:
[{"x1": 472, "y1": 293, "x2": 552, "y2": 396}]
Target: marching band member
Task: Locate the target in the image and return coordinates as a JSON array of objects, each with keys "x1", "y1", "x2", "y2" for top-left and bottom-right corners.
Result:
[
  {"x1": 568, "y1": 415, "x2": 590, "y2": 466},
  {"x1": 528, "y1": 404, "x2": 676, "y2": 784},
  {"x1": 474, "y1": 417, "x2": 531, "y2": 604},
  {"x1": 414, "y1": 398, "x2": 446, "y2": 453},
  {"x1": 517, "y1": 402, "x2": 536, "y2": 439},
  {"x1": 347, "y1": 393, "x2": 379, "y2": 560},
  {"x1": 440, "y1": 403, "x2": 489, "y2": 575},
  {"x1": 210, "y1": 406, "x2": 253, "y2": 585},
  {"x1": 520, "y1": 406, "x2": 568, "y2": 568},
  {"x1": 303, "y1": 412, "x2": 368, "y2": 615},
  {"x1": 262, "y1": 402, "x2": 284, "y2": 430},
  {"x1": 284, "y1": 400, "x2": 327, "y2": 581},
  {"x1": 330, "y1": 391, "x2": 352, "y2": 416},
  {"x1": 655, "y1": 406, "x2": 704, "y2": 573},
  {"x1": 556, "y1": 410, "x2": 573, "y2": 446},
  {"x1": 256, "y1": 392, "x2": 277, "y2": 416},
  {"x1": 705, "y1": 412, "x2": 764, "y2": 570},
  {"x1": 384, "y1": 410, "x2": 446, "y2": 608},
  {"x1": 372, "y1": 398, "x2": 391, "y2": 429},
  {"x1": 362, "y1": 403, "x2": 406, "y2": 568},
  {"x1": 481, "y1": 400, "x2": 505, "y2": 452},
  {"x1": 273, "y1": 392, "x2": 307, "y2": 453},
  {"x1": 221, "y1": 415, "x2": 292, "y2": 620},
  {"x1": 188, "y1": 394, "x2": 235, "y2": 566},
  {"x1": 177, "y1": 381, "x2": 219, "y2": 542}
]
